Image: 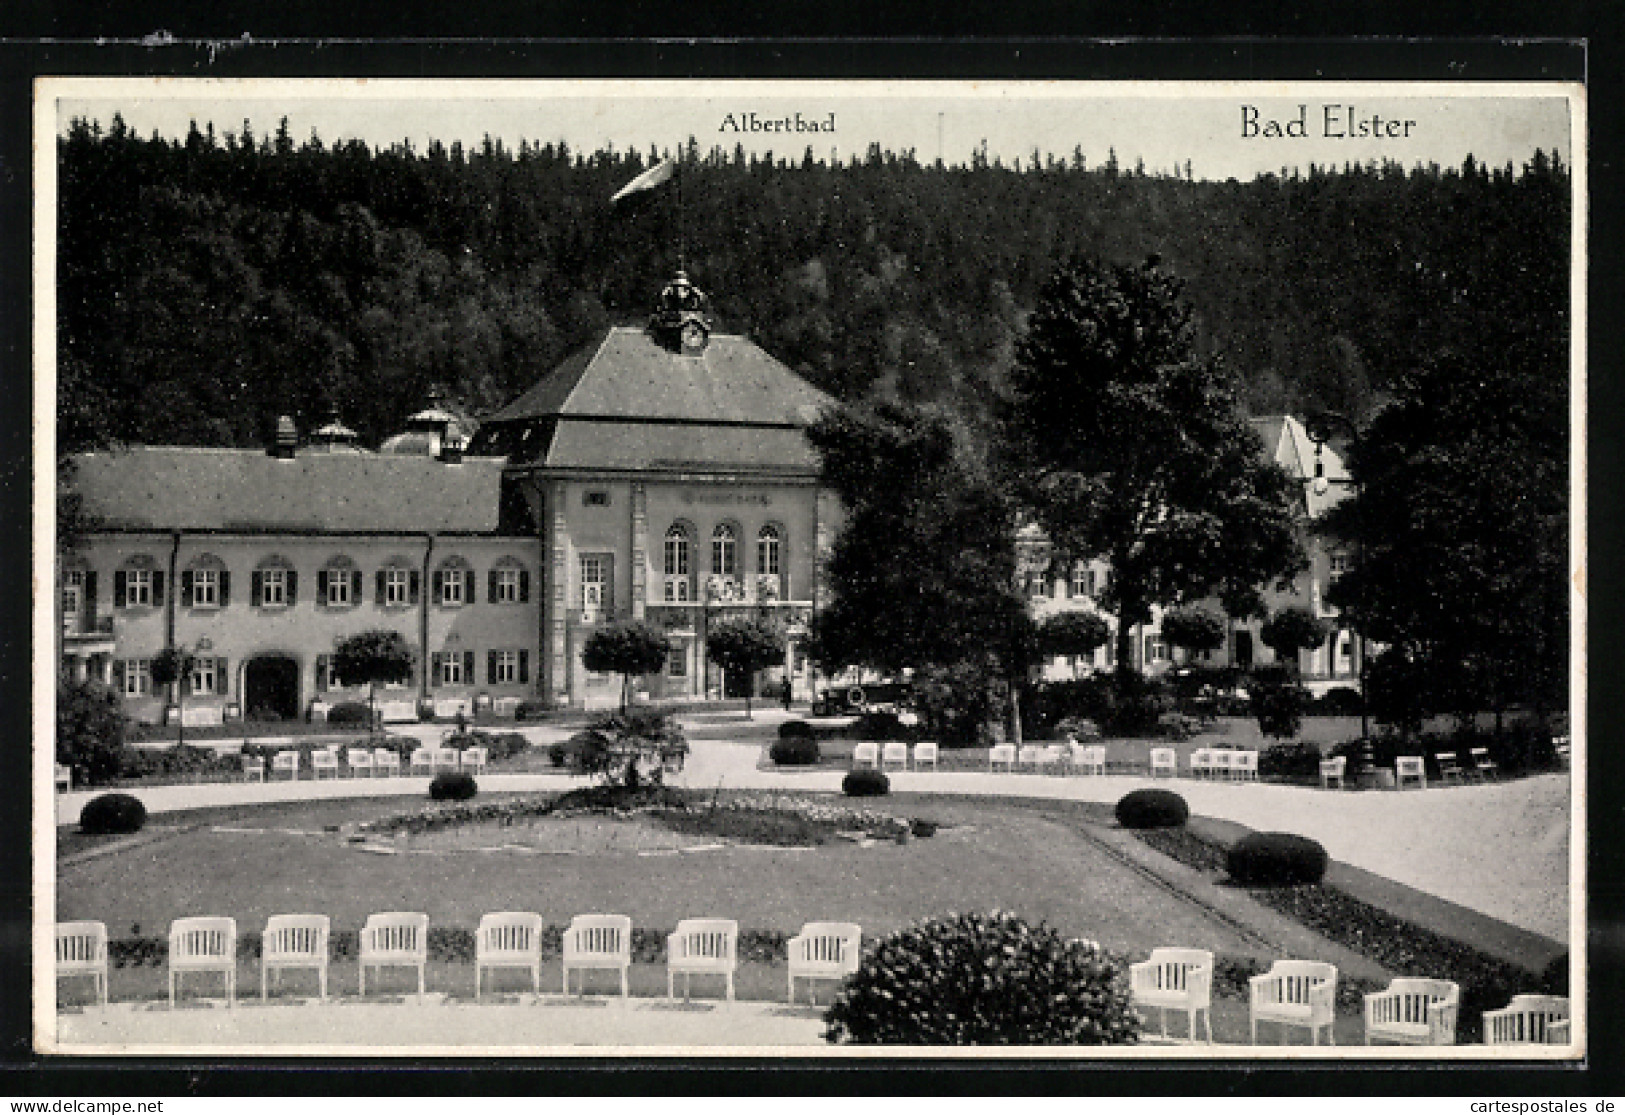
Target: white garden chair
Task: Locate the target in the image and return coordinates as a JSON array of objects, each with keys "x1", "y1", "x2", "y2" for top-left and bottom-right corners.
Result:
[
  {"x1": 56, "y1": 920, "x2": 108, "y2": 1006},
  {"x1": 359, "y1": 912, "x2": 429, "y2": 1002},
  {"x1": 1039, "y1": 744, "x2": 1067, "y2": 774},
  {"x1": 55, "y1": 763, "x2": 73, "y2": 793},
  {"x1": 1547, "y1": 1018, "x2": 1572, "y2": 1044},
  {"x1": 562, "y1": 913, "x2": 632, "y2": 997},
  {"x1": 1071, "y1": 743, "x2": 1106, "y2": 776},
  {"x1": 241, "y1": 754, "x2": 266, "y2": 783},
  {"x1": 373, "y1": 747, "x2": 401, "y2": 777},
  {"x1": 787, "y1": 922, "x2": 862, "y2": 1005},
  {"x1": 1395, "y1": 756, "x2": 1427, "y2": 790},
  {"x1": 912, "y1": 741, "x2": 939, "y2": 771},
  {"x1": 1319, "y1": 756, "x2": 1346, "y2": 790},
  {"x1": 460, "y1": 747, "x2": 489, "y2": 776},
  {"x1": 1189, "y1": 749, "x2": 1214, "y2": 780},
  {"x1": 271, "y1": 750, "x2": 300, "y2": 781},
  {"x1": 1483, "y1": 994, "x2": 1569, "y2": 1045},
  {"x1": 169, "y1": 916, "x2": 237, "y2": 1008},
  {"x1": 1233, "y1": 750, "x2": 1260, "y2": 781},
  {"x1": 475, "y1": 911, "x2": 543, "y2": 999},
  {"x1": 1469, "y1": 747, "x2": 1500, "y2": 781},
  {"x1": 881, "y1": 741, "x2": 909, "y2": 771},
  {"x1": 409, "y1": 748, "x2": 436, "y2": 776},
  {"x1": 988, "y1": 743, "x2": 1017, "y2": 772},
  {"x1": 261, "y1": 914, "x2": 330, "y2": 1001},
  {"x1": 1209, "y1": 749, "x2": 1234, "y2": 781},
  {"x1": 1250, "y1": 960, "x2": 1338, "y2": 1045},
  {"x1": 1129, "y1": 947, "x2": 1214, "y2": 1043},
  {"x1": 851, "y1": 742, "x2": 879, "y2": 771},
  {"x1": 1363, "y1": 977, "x2": 1459, "y2": 1045},
  {"x1": 343, "y1": 747, "x2": 374, "y2": 778},
  {"x1": 1149, "y1": 747, "x2": 1177, "y2": 779},
  {"x1": 1017, "y1": 744, "x2": 1044, "y2": 772},
  {"x1": 432, "y1": 747, "x2": 460, "y2": 770},
  {"x1": 310, "y1": 748, "x2": 340, "y2": 780},
  {"x1": 1434, "y1": 752, "x2": 1466, "y2": 785},
  {"x1": 666, "y1": 918, "x2": 738, "y2": 1001}
]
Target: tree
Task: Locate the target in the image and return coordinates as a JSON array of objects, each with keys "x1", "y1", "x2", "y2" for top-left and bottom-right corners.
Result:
[
  {"x1": 1000, "y1": 256, "x2": 1304, "y2": 692},
  {"x1": 1036, "y1": 611, "x2": 1111, "y2": 662},
  {"x1": 704, "y1": 618, "x2": 786, "y2": 719},
  {"x1": 807, "y1": 401, "x2": 1035, "y2": 738},
  {"x1": 149, "y1": 646, "x2": 197, "y2": 747},
  {"x1": 1259, "y1": 607, "x2": 1330, "y2": 673},
  {"x1": 331, "y1": 630, "x2": 415, "y2": 728},
  {"x1": 57, "y1": 677, "x2": 126, "y2": 787},
  {"x1": 581, "y1": 621, "x2": 669, "y2": 713},
  {"x1": 1158, "y1": 606, "x2": 1228, "y2": 662}
]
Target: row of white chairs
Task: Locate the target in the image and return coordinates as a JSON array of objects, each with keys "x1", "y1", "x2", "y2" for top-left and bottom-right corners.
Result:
[
  {"x1": 56, "y1": 916, "x2": 863, "y2": 1008},
  {"x1": 851, "y1": 741, "x2": 938, "y2": 772},
  {"x1": 1131, "y1": 948, "x2": 1570, "y2": 1047},
  {"x1": 242, "y1": 747, "x2": 488, "y2": 782}
]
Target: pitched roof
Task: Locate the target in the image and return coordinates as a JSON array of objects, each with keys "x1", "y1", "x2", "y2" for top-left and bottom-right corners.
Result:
[
  {"x1": 1249, "y1": 414, "x2": 1352, "y2": 519},
  {"x1": 72, "y1": 447, "x2": 509, "y2": 534},
  {"x1": 484, "y1": 326, "x2": 834, "y2": 427}
]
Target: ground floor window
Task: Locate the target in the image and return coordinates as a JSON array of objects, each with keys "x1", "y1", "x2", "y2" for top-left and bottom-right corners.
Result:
[
  {"x1": 190, "y1": 657, "x2": 219, "y2": 696},
  {"x1": 488, "y1": 649, "x2": 530, "y2": 685},
  {"x1": 434, "y1": 651, "x2": 474, "y2": 686},
  {"x1": 119, "y1": 658, "x2": 151, "y2": 697},
  {"x1": 666, "y1": 644, "x2": 688, "y2": 677}
]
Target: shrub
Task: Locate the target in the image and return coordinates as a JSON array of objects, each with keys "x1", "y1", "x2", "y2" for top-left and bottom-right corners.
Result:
[
  {"x1": 770, "y1": 735, "x2": 821, "y2": 766},
  {"x1": 823, "y1": 911, "x2": 1139, "y2": 1045},
  {"x1": 1154, "y1": 712, "x2": 1200, "y2": 741},
  {"x1": 1317, "y1": 687, "x2": 1364, "y2": 715},
  {"x1": 1258, "y1": 741, "x2": 1323, "y2": 783},
  {"x1": 848, "y1": 710, "x2": 909, "y2": 741},
  {"x1": 57, "y1": 678, "x2": 127, "y2": 788},
  {"x1": 514, "y1": 698, "x2": 555, "y2": 721},
  {"x1": 778, "y1": 719, "x2": 815, "y2": 741},
  {"x1": 1097, "y1": 673, "x2": 1173, "y2": 737},
  {"x1": 488, "y1": 732, "x2": 530, "y2": 763},
  {"x1": 843, "y1": 769, "x2": 890, "y2": 797},
  {"x1": 548, "y1": 740, "x2": 569, "y2": 767},
  {"x1": 1250, "y1": 666, "x2": 1310, "y2": 740},
  {"x1": 429, "y1": 771, "x2": 478, "y2": 801},
  {"x1": 913, "y1": 661, "x2": 1002, "y2": 746},
  {"x1": 1114, "y1": 789, "x2": 1189, "y2": 829},
  {"x1": 325, "y1": 701, "x2": 374, "y2": 727},
  {"x1": 1226, "y1": 831, "x2": 1329, "y2": 886},
  {"x1": 117, "y1": 744, "x2": 238, "y2": 781},
  {"x1": 79, "y1": 792, "x2": 147, "y2": 835}
]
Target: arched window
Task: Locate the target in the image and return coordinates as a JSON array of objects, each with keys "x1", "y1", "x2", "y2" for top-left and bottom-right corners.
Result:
[
  {"x1": 663, "y1": 524, "x2": 693, "y2": 602},
  {"x1": 489, "y1": 557, "x2": 530, "y2": 605},
  {"x1": 113, "y1": 554, "x2": 163, "y2": 611},
  {"x1": 252, "y1": 555, "x2": 298, "y2": 609},
  {"x1": 433, "y1": 556, "x2": 475, "y2": 607},
  {"x1": 711, "y1": 523, "x2": 737, "y2": 576},
  {"x1": 756, "y1": 525, "x2": 781, "y2": 576},
  {"x1": 317, "y1": 555, "x2": 360, "y2": 609}
]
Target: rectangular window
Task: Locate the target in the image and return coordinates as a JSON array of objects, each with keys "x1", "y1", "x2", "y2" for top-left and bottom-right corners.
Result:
[
  {"x1": 261, "y1": 568, "x2": 286, "y2": 606},
  {"x1": 495, "y1": 567, "x2": 521, "y2": 604},
  {"x1": 62, "y1": 569, "x2": 83, "y2": 616},
  {"x1": 1069, "y1": 566, "x2": 1088, "y2": 598},
  {"x1": 438, "y1": 652, "x2": 465, "y2": 685},
  {"x1": 441, "y1": 569, "x2": 465, "y2": 606},
  {"x1": 122, "y1": 658, "x2": 151, "y2": 697},
  {"x1": 664, "y1": 577, "x2": 691, "y2": 602},
  {"x1": 190, "y1": 657, "x2": 218, "y2": 696},
  {"x1": 583, "y1": 490, "x2": 611, "y2": 507},
  {"x1": 326, "y1": 569, "x2": 351, "y2": 606},
  {"x1": 1029, "y1": 575, "x2": 1049, "y2": 599},
  {"x1": 126, "y1": 569, "x2": 152, "y2": 608},
  {"x1": 192, "y1": 569, "x2": 218, "y2": 608},
  {"x1": 581, "y1": 556, "x2": 607, "y2": 611},
  {"x1": 492, "y1": 650, "x2": 519, "y2": 685},
  {"x1": 386, "y1": 568, "x2": 410, "y2": 607},
  {"x1": 318, "y1": 656, "x2": 338, "y2": 691},
  {"x1": 1330, "y1": 553, "x2": 1352, "y2": 578},
  {"x1": 667, "y1": 644, "x2": 687, "y2": 677}
]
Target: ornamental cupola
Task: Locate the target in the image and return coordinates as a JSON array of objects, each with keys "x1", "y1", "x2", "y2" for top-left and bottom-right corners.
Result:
[{"x1": 647, "y1": 270, "x2": 713, "y2": 356}]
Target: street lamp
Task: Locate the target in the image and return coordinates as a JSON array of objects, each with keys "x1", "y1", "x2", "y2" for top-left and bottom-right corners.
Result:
[{"x1": 1305, "y1": 412, "x2": 1373, "y2": 781}]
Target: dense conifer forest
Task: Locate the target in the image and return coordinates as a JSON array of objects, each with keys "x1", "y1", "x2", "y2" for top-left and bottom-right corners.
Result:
[{"x1": 56, "y1": 116, "x2": 1569, "y2": 454}]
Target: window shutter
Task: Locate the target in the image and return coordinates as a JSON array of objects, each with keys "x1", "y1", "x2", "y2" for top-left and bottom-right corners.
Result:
[
  {"x1": 317, "y1": 569, "x2": 328, "y2": 605},
  {"x1": 252, "y1": 570, "x2": 263, "y2": 607},
  {"x1": 84, "y1": 571, "x2": 98, "y2": 624},
  {"x1": 217, "y1": 658, "x2": 229, "y2": 696},
  {"x1": 463, "y1": 650, "x2": 474, "y2": 683},
  {"x1": 218, "y1": 571, "x2": 230, "y2": 607},
  {"x1": 488, "y1": 569, "x2": 499, "y2": 603},
  {"x1": 519, "y1": 569, "x2": 530, "y2": 603},
  {"x1": 465, "y1": 568, "x2": 476, "y2": 602},
  {"x1": 151, "y1": 571, "x2": 164, "y2": 606},
  {"x1": 113, "y1": 660, "x2": 125, "y2": 687},
  {"x1": 518, "y1": 650, "x2": 529, "y2": 684},
  {"x1": 113, "y1": 570, "x2": 126, "y2": 608},
  {"x1": 351, "y1": 569, "x2": 363, "y2": 601},
  {"x1": 487, "y1": 650, "x2": 498, "y2": 685},
  {"x1": 375, "y1": 569, "x2": 386, "y2": 604},
  {"x1": 316, "y1": 654, "x2": 328, "y2": 692},
  {"x1": 181, "y1": 570, "x2": 194, "y2": 607},
  {"x1": 432, "y1": 569, "x2": 444, "y2": 605},
  {"x1": 286, "y1": 570, "x2": 297, "y2": 605},
  {"x1": 408, "y1": 570, "x2": 420, "y2": 604},
  {"x1": 431, "y1": 652, "x2": 443, "y2": 686}
]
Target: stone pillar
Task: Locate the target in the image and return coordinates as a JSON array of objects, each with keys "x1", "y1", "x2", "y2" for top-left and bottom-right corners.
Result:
[
  {"x1": 548, "y1": 481, "x2": 570, "y2": 707},
  {"x1": 630, "y1": 482, "x2": 648, "y2": 621}
]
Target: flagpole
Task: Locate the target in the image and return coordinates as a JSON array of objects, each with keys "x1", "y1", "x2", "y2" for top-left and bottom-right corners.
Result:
[{"x1": 676, "y1": 141, "x2": 687, "y2": 272}]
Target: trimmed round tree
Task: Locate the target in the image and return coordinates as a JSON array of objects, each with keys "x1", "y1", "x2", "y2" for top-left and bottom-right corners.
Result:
[
  {"x1": 581, "y1": 620, "x2": 670, "y2": 713},
  {"x1": 148, "y1": 646, "x2": 196, "y2": 746},
  {"x1": 704, "y1": 617, "x2": 786, "y2": 719},
  {"x1": 1036, "y1": 611, "x2": 1111, "y2": 663},
  {"x1": 1259, "y1": 607, "x2": 1330, "y2": 673},
  {"x1": 1159, "y1": 606, "x2": 1227, "y2": 663},
  {"x1": 331, "y1": 630, "x2": 415, "y2": 729}
]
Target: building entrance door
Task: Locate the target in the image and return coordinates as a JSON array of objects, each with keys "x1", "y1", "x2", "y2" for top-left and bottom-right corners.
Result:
[
  {"x1": 244, "y1": 655, "x2": 300, "y2": 721},
  {"x1": 1234, "y1": 631, "x2": 1254, "y2": 670},
  {"x1": 723, "y1": 666, "x2": 753, "y2": 699}
]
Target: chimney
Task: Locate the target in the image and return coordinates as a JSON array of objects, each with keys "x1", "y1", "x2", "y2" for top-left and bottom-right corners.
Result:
[{"x1": 270, "y1": 415, "x2": 298, "y2": 459}]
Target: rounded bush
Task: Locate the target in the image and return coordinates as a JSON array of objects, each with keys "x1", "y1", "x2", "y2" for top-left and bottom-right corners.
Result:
[
  {"x1": 79, "y1": 792, "x2": 147, "y2": 835},
  {"x1": 770, "y1": 735, "x2": 821, "y2": 766},
  {"x1": 326, "y1": 701, "x2": 373, "y2": 727},
  {"x1": 429, "y1": 771, "x2": 478, "y2": 801},
  {"x1": 843, "y1": 769, "x2": 891, "y2": 797},
  {"x1": 778, "y1": 719, "x2": 815, "y2": 741},
  {"x1": 824, "y1": 911, "x2": 1139, "y2": 1045},
  {"x1": 1114, "y1": 788, "x2": 1189, "y2": 829},
  {"x1": 1225, "y1": 831, "x2": 1329, "y2": 887}
]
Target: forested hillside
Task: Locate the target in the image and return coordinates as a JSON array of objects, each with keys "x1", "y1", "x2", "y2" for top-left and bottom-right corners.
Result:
[{"x1": 57, "y1": 117, "x2": 1569, "y2": 454}]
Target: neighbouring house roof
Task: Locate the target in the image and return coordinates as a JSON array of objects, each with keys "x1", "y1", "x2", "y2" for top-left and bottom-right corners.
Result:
[
  {"x1": 71, "y1": 447, "x2": 511, "y2": 534},
  {"x1": 1250, "y1": 414, "x2": 1352, "y2": 519},
  {"x1": 485, "y1": 326, "x2": 833, "y2": 425}
]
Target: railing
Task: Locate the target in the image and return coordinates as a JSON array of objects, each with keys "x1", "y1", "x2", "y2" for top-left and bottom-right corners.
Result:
[{"x1": 62, "y1": 615, "x2": 115, "y2": 639}]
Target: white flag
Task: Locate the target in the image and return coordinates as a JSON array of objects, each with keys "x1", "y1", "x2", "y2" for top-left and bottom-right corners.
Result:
[{"x1": 610, "y1": 158, "x2": 675, "y2": 203}]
